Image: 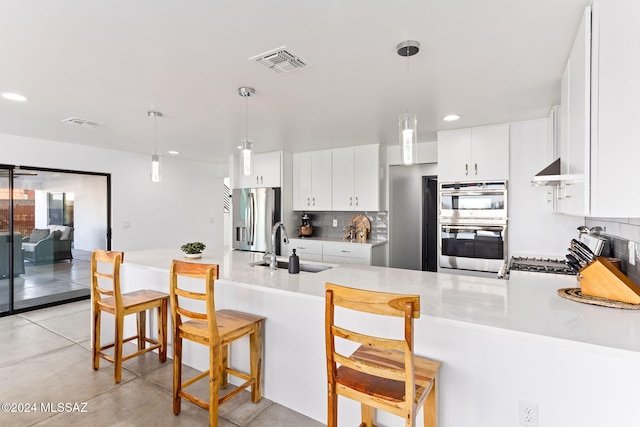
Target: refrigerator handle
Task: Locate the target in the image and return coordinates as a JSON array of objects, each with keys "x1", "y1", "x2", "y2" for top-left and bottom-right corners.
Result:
[{"x1": 245, "y1": 192, "x2": 255, "y2": 245}]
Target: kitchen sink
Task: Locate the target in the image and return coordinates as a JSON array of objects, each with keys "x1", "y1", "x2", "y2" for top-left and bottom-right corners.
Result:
[{"x1": 250, "y1": 260, "x2": 334, "y2": 273}]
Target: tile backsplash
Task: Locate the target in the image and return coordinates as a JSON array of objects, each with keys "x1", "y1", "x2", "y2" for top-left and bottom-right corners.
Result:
[
  {"x1": 586, "y1": 217, "x2": 640, "y2": 285},
  {"x1": 292, "y1": 211, "x2": 388, "y2": 241}
]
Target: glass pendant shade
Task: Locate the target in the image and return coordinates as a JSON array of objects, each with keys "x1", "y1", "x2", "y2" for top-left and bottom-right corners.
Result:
[
  {"x1": 399, "y1": 113, "x2": 417, "y2": 165},
  {"x1": 151, "y1": 154, "x2": 161, "y2": 182},
  {"x1": 241, "y1": 138, "x2": 253, "y2": 176}
]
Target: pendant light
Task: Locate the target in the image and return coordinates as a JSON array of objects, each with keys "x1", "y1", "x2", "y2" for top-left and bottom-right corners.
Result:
[
  {"x1": 397, "y1": 40, "x2": 420, "y2": 165},
  {"x1": 148, "y1": 111, "x2": 163, "y2": 182},
  {"x1": 238, "y1": 87, "x2": 256, "y2": 176}
]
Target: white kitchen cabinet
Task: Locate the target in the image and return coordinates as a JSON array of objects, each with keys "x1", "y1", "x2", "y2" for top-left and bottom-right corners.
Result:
[
  {"x1": 589, "y1": 0, "x2": 640, "y2": 216},
  {"x1": 283, "y1": 239, "x2": 323, "y2": 262},
  {"x1": 557, "y1": 6, "x2": 590, "y2": 216},
  {"x1": 292, "y1": 150, "x2": 332, "y2": 211},
  {"x1": 332, "y1": 144, "x2": 381, "y2": 211},
  {"x1": 437, "y1": 125, "x2": 509, "y2": 183},
  {"x1": 282, "y1": 239, "x2": 386, "y2": 266},
  {"x1": 231, "y1": 151, "x2": 281, "y2": 189},
  {"x1": 322, "y1": 242, "x2": 371, "y2": 265}
]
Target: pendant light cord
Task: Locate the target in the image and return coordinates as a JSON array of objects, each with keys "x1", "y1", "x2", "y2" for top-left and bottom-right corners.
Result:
[
  {"x1": 246, "y1": 95, "x2": 249, "y2": 141},
  {"x1": 406, "y1": 47, "x2": 410, "y2": 114}
]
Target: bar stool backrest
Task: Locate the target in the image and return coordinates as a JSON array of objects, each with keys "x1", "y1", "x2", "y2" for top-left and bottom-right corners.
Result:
[
  {"x1": 169, "y1": 260, "x2": 220, "y2": 344},
  {"x1": 325, "y1": 283, "x2": 421, "y2": 416},
  {"x1": 91, "y1": 250, "x2": 124, "y2": 309}
]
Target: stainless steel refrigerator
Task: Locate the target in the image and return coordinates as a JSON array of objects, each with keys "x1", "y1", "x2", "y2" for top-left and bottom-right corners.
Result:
[{"x1": 232, "y1": 187, "x2": 281, "y2": 253}]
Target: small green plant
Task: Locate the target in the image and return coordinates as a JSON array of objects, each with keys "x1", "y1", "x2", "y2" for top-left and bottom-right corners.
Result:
[{"x1": 180, "y1": 242, "x2": 206, "y2": 254}]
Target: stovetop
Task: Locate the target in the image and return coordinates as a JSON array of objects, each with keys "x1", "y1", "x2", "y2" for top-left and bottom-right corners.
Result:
[{"x1": 508, "y1": 256, "x2": 576, "y2": 276}]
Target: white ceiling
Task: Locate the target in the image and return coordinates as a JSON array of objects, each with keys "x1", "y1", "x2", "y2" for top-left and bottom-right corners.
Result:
[{"x1": 0, "y1": 0, "x2": 592, "y2": 165}]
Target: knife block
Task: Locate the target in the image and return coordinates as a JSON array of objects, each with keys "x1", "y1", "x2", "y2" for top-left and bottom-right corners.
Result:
[{"x1": 579, "y1": 257, "x2": 640, "y2": 304}]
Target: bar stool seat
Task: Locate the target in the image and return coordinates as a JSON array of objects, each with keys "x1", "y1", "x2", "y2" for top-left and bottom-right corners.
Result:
[{"x1": 91, "y1": 250, "x2": 169, "y2": 383}]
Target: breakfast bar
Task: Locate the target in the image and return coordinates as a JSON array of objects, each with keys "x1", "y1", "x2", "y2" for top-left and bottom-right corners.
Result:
[{"x1": 108, "y1": 248, "x2": 640, "y2": 427}]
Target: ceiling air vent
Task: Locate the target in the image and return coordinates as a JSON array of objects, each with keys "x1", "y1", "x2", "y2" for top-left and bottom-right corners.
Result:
[
  {"x1": 249, "y1": 46, "x2": 311, "y2": 74},
  {"x1": 61, "y1": 117, "x2": 104, "y2": 128}
]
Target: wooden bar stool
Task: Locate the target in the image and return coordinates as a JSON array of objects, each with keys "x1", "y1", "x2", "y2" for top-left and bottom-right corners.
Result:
[
  {"x1": 170, "y1": 260, "x2": 264, "y2": 427},
  {"x1": 91, "y1": 249, "x2": 169, "y2": 383},
  {"x1": 325, "y1": 283, "x2": 441, "y2": 427}
]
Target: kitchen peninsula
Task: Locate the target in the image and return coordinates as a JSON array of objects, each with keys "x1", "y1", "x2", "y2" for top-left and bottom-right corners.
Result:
[{"x1": 112, "y1": 248, "x2": 640, "y2": 427}]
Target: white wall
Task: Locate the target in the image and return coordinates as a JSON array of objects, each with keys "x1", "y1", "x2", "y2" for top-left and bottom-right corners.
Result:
[
  {"x1": 0, "y1": 133, "x2": 225, "y2": 252},
  {"x1": 508, "y1": 119, "x2": 584, "y2": 257}
]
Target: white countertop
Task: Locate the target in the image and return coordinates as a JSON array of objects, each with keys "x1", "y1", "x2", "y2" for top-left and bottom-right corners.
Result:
[{"x1": 123, "y1": 248, "x2": 640, "y2": 358}]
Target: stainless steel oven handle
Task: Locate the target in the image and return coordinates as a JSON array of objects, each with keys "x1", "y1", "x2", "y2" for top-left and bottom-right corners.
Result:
[
  {"x1": 442, "y1": 225, "x2": 505, "y2": 231},
  {"x1": 440, "y1": 190, "x2": 505, "y2": 196}
]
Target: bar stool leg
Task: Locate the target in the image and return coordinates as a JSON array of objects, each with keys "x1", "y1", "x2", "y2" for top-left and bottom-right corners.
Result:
[
  {"x1": 158, "y1": 300, "x2": 167, "y2": 363},
  {"x1": 327, "y1": 388, "x2": 338, "y2": 427},
  {"x1": 249, "y1": 321, "x2": 263, "y2": 403},
  {"x1": 424, "y1": 378, "x2": 437, "y2": 427},
  {"x1": 220, "y1": 344, "x2": 229, "y2": 388},
  {"x1": 136, "y1": 311, "x2": 146, "y2": 351},
  {"x1": 114, "y1": 315, "x2": 124, "y2": 383},
  {"x1": 209, "y1": 346, "x2": 220, "y2": 427},
  {"x1": 361, "y1": 404, "x2": 374, "y2": 427},
  {"x1": 92, "y1": 307, "x2": 100, "y2": 370},
  {"x1": 173, "y1": 334, "x2": 182, "y2": 415}
]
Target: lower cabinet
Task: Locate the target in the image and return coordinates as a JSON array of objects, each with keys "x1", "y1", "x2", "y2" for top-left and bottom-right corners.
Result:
[{"x1": 282, "y1": 239, "x2": 386, "y2": 266}]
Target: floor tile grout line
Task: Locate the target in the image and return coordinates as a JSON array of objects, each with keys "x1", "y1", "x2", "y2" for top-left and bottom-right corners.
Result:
[{"x1": 0, "y1": 340, "x2": 77, "y2": 369}]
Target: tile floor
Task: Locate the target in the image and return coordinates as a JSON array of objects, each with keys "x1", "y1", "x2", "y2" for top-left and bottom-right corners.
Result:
[
  {"x1": 0, "y1": 250, "x2": 92, "y2": 312},
  {"x1": 0, "y1": 300, "x2": 324, "y2": 426}
]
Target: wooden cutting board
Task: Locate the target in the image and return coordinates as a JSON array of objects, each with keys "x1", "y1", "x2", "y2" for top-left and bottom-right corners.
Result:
[{"x1": 351, "y1": 214, "x2": 371, "y2": 232}]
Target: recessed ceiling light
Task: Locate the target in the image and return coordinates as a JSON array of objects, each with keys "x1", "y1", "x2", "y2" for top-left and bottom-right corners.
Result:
[
  {"x1": 168, "y1": 150, "x2": 179, "y2": 155},
  {"x1": 2, "y1": 92, "x2": 28, "y2": 102},
  {"x1": 443, "y1": 114, "x2": 461, "y2": 121}
]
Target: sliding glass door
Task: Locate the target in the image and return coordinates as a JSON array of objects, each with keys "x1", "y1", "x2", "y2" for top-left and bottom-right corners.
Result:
[{"x1": 0, "y1": 165, "x2": 110, "y2": 315}]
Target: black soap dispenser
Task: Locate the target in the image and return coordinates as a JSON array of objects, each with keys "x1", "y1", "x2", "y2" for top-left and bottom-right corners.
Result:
[{"x1": 288, "y1": 249, "x2": 300, "y2": 274}]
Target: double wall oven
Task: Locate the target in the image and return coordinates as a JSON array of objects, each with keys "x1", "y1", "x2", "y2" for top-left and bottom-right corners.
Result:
[{"x1": 439, "y1": 181, "x2": 508, "y2": 274}]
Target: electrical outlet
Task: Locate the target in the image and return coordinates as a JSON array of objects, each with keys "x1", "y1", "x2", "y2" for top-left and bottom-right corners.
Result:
[
  {"x1": 332, "y1": 219, "x2": 338, "y2": 227},
  {"x1": 519, "y1": 400, "x2": 538, "y2": 427}
]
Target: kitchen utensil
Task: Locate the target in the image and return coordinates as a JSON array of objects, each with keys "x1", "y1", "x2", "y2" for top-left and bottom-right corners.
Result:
[
  {"x1": 298, "y1": 224, "x2": 313, "y2": 236},
  {"x1": 566, "y1": 261, "x2": 581, "y2": 274},
  {"x1": 575, "y1": 240, "x2": 596, "y2": 261},
  {"x1": 570, "y1": 239, "x2": 594, "y2": 264},
  {"x1": 566, "y1": 253, "x2": 585, "y2": 268}
]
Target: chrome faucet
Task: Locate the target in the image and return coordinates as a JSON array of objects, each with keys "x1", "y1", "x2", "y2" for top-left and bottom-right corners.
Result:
[{"x1": 264, "y1": 222, "x2": 289, "y2": 271}]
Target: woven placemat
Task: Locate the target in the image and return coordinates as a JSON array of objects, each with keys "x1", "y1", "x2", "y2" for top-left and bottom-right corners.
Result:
[{"x1": 557, "y1": 288, "x2": 640, "y2": 310}]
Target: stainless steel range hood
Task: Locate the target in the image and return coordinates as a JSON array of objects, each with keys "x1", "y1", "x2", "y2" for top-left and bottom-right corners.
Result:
[{"x1": 531, "y1": 158, "x2": 562, "y2": 186}]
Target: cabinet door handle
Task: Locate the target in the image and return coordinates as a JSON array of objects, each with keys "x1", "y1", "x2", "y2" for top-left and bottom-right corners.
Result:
[
  {"x1": 298, "y1": 247, "x2": 306, "y2": 250},
  {"x1": 349, "y1": 196, "x2": 353, "y2": 206},
  {"x1": 465, "y1": 164, "x2": 468, "y2": 175},
  {"x1": 355, "y1": 196, "x2": 358, "y2": 206},
  {"x1": 474, "y1": 163, "x2": 478, "y2": 175},
  {"x1": 307, "y1": 197, "x2": 310, "y2": 206},
  {"x1": 341, "y1": 250, "x2": 350, "y2": 253},
  {"x1": 260, "y1": 176, "x2": 264, "y2": 184},
  {"x1": 256, "y1": 176, "x2": 259, "y2": 185},
  {"x1": 312, "y1": 197, "x2": 316, "y2": 206}
]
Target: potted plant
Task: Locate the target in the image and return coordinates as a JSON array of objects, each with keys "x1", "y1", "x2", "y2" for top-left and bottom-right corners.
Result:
[{"x1": 181, "y1": 242, "x2": 206, "y2": 259}]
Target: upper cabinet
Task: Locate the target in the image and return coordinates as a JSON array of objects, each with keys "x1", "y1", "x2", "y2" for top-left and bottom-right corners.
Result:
[
  {"x1": 292, "y1": 150, "x2": 332, "y2": 211},
  {"x1": 590, "y1": 0, "x2": 640, "y2": 216},
  {"x1": 332, "y1": 144, "x2": 381, "y2": 211},
  {"x1": 291, "y1": 144, "x2": 382, "y2": 212},
  {"x1": 230, "y1": 151, "x2": 282, "y2": 189},
  {"x1": 438, "y1": 125, "x2": 509, "y2": 183},
  {"x1": 557, "y1": 1, "x2": 640, "y2": 217},
  {"x1": 557, "y1": 6, "x2": 591, "y2": 216}
]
